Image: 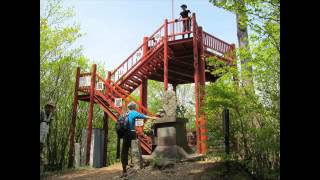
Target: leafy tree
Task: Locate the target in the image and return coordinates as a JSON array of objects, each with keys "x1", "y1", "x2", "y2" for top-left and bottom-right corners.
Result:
[
  {"x1": 40, "y1": 0, "x2": 121, "y2": 171},
  {"x1": 206, "y1": 1, "x2": 280, "y2": 179}
]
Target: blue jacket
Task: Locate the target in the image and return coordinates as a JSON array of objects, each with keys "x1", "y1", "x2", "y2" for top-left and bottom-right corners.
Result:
[{"x1": 128, "y1": 110, "x2": 146, "y2": 131}]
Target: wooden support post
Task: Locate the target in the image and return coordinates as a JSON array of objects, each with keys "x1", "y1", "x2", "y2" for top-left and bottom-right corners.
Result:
[
  {"x1": 86, "y1": 64, "x2": 97, "y2": 165},
  {"x1": 143, "y1": 36, "x2": 149, "y2": 55},
  {"x1": 198, "y1": 26, "x2": 208, "y2": 154},
  {"x1": 68, "y1": 67, "x2": 80, "y2": 168},
  {"x1": 140, "y1": 37, "x2": 148, "y2": 113},
  {"x1": 102, "y1": 72, "x2": 111, "y2": 167},
  {"x1": 164, "y1": 19, "x2": 169, "y2": 91},
  {"x1": 192, "y1": 13, "x2": 201, "y2": 154},
  {"x1": 103, "y1": 112, "x2": 109, "y2": 166},
  {"x1": 140, "y1": 80, "x2": 148, "y2": 112}
]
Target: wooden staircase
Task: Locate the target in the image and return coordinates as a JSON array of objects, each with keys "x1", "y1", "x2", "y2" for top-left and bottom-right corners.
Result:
[{"x1": 70, "y1": 13, "x2": 236, "y2": 162}]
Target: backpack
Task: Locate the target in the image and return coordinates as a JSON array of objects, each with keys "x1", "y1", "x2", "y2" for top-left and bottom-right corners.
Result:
[{"x1": 115, "y1": 111, "x2": 130, "y2": 138}]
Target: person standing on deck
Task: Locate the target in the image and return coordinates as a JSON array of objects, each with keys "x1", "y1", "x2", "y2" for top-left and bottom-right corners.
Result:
[{"x1": 179, "y1": 4, "x2": 191, "y2": 39}]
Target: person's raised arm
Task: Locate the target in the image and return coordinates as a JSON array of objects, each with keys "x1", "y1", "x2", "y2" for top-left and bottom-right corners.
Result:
[{"x1": 144, "y1": 115, "x2": 158, "y2": 120}]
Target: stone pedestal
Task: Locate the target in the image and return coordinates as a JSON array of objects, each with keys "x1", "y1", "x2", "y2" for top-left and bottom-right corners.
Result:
[
  {"x1": 74, "y1": 143, "x2": 80, "y2": 168},
  {"x1": 151, "y1": 90, "x2": 192, "y2": 160}
]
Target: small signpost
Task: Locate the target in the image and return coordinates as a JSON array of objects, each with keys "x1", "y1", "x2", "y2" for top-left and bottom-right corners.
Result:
[
  {"x1": 96, "y1": 82, "x2": 104, "y2": 91},
  {"x1": 135, "y1": 119, "x2": 144, "y2": 127},
  {"x1": 79, "y1": 76, "x2": 91, "y2": 87},
  {"x1": 114, "y1": 98, "x2": 122, "y2": 107}
]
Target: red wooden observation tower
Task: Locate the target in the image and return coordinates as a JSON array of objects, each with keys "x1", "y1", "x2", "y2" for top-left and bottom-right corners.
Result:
[{"x1": 68, "y1": 13, "x2": 235, "y2": 167}]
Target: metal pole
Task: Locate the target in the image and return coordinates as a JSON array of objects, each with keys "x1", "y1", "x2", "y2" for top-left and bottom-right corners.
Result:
[
  {"x1": 223, "y1": 109, "x2": 230, "y2": 154},
  {"x1": 68, "y1": 67, "x2": 80, "y2": 168},
  {"x1": 172, "y1": 0, "x2": 174, "y2": 21},
  {"x1": 164, "y1": 19, "x2": 169, "y2": 91},
  {"x1": 86, "y1": 64, "x2": 97, "y2": 165},
  {"x1": 172, "y1": 0, "x2": 175, "y2": 40}
]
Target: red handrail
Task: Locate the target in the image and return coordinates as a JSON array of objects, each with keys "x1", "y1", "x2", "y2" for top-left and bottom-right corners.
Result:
[
  {"x1": 111, "y1": 22, "x2": 166, "y2": 84},
  {"x1": 202, "y1": 31, "x2": 232, "y2": 55},
  {"x1": 167, "y1": 17, "x2": 193, "y2": 41},
  {"x1": 107, "y1": 79, "x2": 154, "y2": 116}
]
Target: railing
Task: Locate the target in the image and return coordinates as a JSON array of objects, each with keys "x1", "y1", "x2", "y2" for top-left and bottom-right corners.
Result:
[
  {"x1": 110, "y1": 17, "x2": 196, "y2": 84},
  {"x1": 202, "y1": 31, "x2": 232, "y2": 56},
  {"x1": 108, "y1": 79, "x2": 154, "y2": 116},
  {"x1": 110, "y1": 14, "x2": 234, "y2": 84},
  {"x1": 78, "y1": 73, "x2": 106, "y2": 94},
  {"x1": 77, "y1": 71, "x2": 153, "y2": 116},
  {"x1": 110, "y1": 24, "x2": 165, "y2": 83},
  {"x1": 167, "y1": 17, "x2": 193, "y2": 41}
]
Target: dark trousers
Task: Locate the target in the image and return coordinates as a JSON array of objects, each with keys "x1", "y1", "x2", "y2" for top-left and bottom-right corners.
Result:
[
  {"x1": 182, "y1": 18, "x2": 191, "y2": 38},
  {"x1": 121, "y1": 131, "x2": 142, "y2": 172}
]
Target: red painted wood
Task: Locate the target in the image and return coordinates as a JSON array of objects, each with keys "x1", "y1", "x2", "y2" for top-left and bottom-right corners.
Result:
[
  {"x1": 68, "y1": 67, "x2": 80, "y2": 168},
  {"x1": 198, "y1": 26, "x2": 207, "y2": 154},
  {"x1": 140, "y1": 80, "x2": 148, "y2": 113},
  {"x1": 164, "y1": 19, "x2": 168, "y2": 91},
  {"x1": 70, "y1": 13, "x2": 235, "y2": 157},
  {"x1": 192, "y1": 13, "x2": 201, "y2": 154},
  {"x1": 86, "y1": 64, "x2": 97, "y2": 165}
]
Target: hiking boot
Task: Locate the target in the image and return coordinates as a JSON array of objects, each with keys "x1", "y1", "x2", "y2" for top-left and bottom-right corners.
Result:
[{"x1": 119, "y1": 172, "x2": 127, "y2": 178}]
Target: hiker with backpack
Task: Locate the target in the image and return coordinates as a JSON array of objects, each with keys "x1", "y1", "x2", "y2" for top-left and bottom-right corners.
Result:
[{"x1": 116, "y1": 101, "x2": 158, "y2": 177}]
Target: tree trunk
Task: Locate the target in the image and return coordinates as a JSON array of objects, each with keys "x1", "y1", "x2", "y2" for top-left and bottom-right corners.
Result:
[{"x1": 236, "y1": 12, "x2": 253, "y2": 86}]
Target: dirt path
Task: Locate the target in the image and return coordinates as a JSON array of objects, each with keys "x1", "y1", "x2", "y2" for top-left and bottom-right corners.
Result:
[
  {"x1": 42, "y1": 163, "x2": 123, "y2": 180},
  {"x1": 43, "y1": 160, "x2": 253, "y2": 180}
]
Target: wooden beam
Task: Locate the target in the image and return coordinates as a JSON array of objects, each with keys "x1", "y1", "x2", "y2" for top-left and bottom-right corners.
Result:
[
  {"x1": 158, "y1": 68, "x2": 194, "y2": 79},
  {"x1": 150, "y1": 71, "x2": 191, "y2": 84}
]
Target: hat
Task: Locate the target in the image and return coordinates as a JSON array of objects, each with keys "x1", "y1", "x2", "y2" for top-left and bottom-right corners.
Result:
[
  {"x1": 127, "y1": 101, "x2": 137, "y2": 109},
  {"x1": 45, "y1": 101, "x2": 56, "y2": 108},
  {"x1": 181, "y1": 4, "x2": 187, "y2": 8}
]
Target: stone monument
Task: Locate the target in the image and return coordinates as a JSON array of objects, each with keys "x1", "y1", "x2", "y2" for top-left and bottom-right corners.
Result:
[{"x1": 151, "y1": 90, "x2": 192, "y2": 161}]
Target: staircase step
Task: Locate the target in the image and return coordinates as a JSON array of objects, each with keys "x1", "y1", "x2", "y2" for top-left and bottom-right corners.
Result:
[
  {"x1": 125, "y1": 81, "x2": 138, "y2": 89},
  {"x1": 139, "y1": 68, "x2": 151, "y2": 76},
  {"x1": 121, "y1": 84, "x2": 133, "y2": 92},
  {"x1": 130, "y1": 76, "x2": 142, "y2": 84},
  {"x1": 137, "y1": 69, "x2": 148, "y2": 78},
  {"x1": 127, "y1": 79, "x2": 139, "y2": 87},
  {"x1": 147, "y1": 63, "x2": 157, "y2": 71},
  {"x1": 134, "y1": 73, "x2": 146, "y2": 81}
]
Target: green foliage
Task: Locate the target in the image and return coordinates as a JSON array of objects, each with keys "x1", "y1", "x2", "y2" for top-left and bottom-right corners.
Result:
[
  {"x1": 207, "y1": 1, "x2": 279, "y2": 179},
  {"x1": 40, "y1": 0, "x2": 120, "y2": 171}
]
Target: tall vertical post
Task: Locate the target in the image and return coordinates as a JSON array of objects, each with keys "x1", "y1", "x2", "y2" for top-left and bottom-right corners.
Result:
[
  {"x1": 140, "y1": 37, "x2": 149, "y2": 112},
  {"x1": 164, "y1": 19, "x2": 169, "y2": 91},
  {"x1": 68, "y1": 67, "x2": 80, "y2": 168},
  {"x1": 86, "y1": 64, "x2": 97, "y2": 165},
  {"x1": 192, "y1": 13, "x2": 201, "y2": 154},
  {"x1": 198, "y1": 26, "x2": 208, "y2": 154},
  {"x1": 171, "y1": 0, "x2": 175, "y2": 41},
  {"x1": 102, "y1": 112, "x2": 109, "y2": 166},
  {"x1": 223, "y1": 109, "x2": 230, "y2": 154},
  {"x1": 102, "y1": 72, "x2": 111, "y2": 167},
  {"x1": 140, "y1": 80, "x2": 148, "y2": 111}
]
